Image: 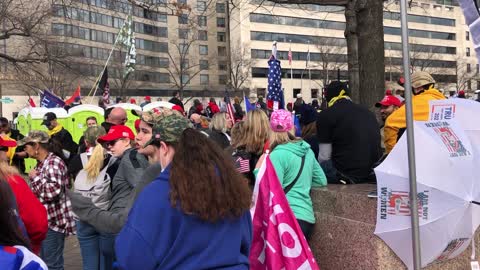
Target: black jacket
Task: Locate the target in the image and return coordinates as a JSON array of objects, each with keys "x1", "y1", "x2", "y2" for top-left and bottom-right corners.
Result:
[
  {"x1": 51, "y1": 128, "x2": 78, "y2": 155},
  {"x1": 168, "y1": 97, "x2": 184, "y2": 111}
]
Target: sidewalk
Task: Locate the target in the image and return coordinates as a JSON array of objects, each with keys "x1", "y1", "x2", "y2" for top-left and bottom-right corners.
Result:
[{"x1": 64, "y1": 236, "x2": 82, "y2": 270}]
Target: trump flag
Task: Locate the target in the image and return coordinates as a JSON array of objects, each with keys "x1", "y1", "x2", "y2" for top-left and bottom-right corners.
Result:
[{"x1": 250, "y1": 155, "x2": 319, "y2": 270}]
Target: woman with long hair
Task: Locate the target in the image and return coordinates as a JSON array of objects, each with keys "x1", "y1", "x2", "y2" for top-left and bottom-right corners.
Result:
[
  {"x1": 71, "y1": 126, "x2": 119, "y2": 270},
  {"x1": 115, "y1": 114, "x2": 252, "y2": 270},
  {"x1": 0, "y1": 137, "x2": 47, "y2": 255},
  {"x1": 265, "y1": 109, "x2": 327, "y2": 240},
  {"x1": 0, "y1": 179, "x2": 47, "y2": 270},
  {"x1": 18, "y1": 131, "x2": 75, "y2": 270},
  {"x1": 231, "y1": 109, "x2": 270, "y2": 186}
]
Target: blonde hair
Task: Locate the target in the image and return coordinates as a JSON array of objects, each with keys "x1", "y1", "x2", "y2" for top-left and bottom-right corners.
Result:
[
  {"x1": 84, "y1": 144, "x2": 106, "y2": 181},
  {"x1": 242, "y1": 109, "x2": 270, "y2": 155},
  {"x1": 0, "y1": 161, "x2": 19, "y2": 180},
  {"x1": 269, "y1": 130, "x2": 299, "y2": 151},
  {"x1": 230, "y1": 121, "x2": 246, "y2": 148},
  {"x1": 210, "y1": 112, "x2": 229, "y2": 133}
]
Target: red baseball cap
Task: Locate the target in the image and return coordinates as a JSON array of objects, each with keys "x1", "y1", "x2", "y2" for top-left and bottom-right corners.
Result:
[
  {"x1": 375, "y1": 95, "x2": 402, "y2": 108},
  {"x1": 97, "y1": 125, "x2": 134, "y2": 144},
  {"x1": 145, "y1": 96, "x2": 151, "y2": 101},
  {"x1": 0, "y1": 137, "x2": 16, "y2": 148},
  {"x1": 172, "y1": 105, "x2": 184, "y2": 113}
]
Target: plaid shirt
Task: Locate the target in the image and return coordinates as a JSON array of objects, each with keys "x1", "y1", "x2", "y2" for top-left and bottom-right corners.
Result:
[{"x1": 31, "y1": 153, "x2": 75, "y2": 235}]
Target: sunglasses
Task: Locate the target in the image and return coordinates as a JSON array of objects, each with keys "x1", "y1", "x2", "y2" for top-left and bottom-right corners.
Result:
[{"x1": 103, "y1": 139, "x2": 120, "y2": 148}]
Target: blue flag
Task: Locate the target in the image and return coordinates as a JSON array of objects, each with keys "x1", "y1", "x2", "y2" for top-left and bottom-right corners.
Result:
[
  {"x1": 244, "y1": 95, "x2": 256, "y2": 113},
  {"x1": 40, "y1": 90, "x2": 65, "y2": 108},
  {"x1": 293, "y1": 113, "x2": 301, "y2": 137}
]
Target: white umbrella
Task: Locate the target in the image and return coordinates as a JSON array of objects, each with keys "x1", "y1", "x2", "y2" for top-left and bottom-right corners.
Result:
[{"x1": 374, "y1": 119, "x2": 480, "y2": 269}]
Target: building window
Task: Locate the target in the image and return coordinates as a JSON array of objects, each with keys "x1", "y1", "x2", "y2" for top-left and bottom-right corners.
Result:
[
  {"x1": 216, "y1": 3, "x2": 225, "y2": 13},
  {"x1": 218, "y1": 46, "x2": 226, "y2": 56},
  {"x1": 468, "y1": 80, "x2": 472, "y2": 90},
  {"x1": 217, "y1": 32, "x2": 226, "y2": 42},
  {"x1": 178, "y1": 14, "x2": 188, "y2": 24},
  {"x1": 218, "y1": 61, "x2": 227, "y2": 70},
  {"x1": 467, "y1": 31, "x2": 470, "y2": 41},
  {"x1": 198, "y1": 16, "x2": 207, "y2": 27},
  {"x1": 311, "y1": 89, "x2": 319, "y2": 99},
  {"x1": 181, "y1": 74, "x2": 190, "y2": 84},
  {"x1": 179, "y1": 43, "x2": 189, "y2": 54},
  {"x1": 181, "y1": 59, "x2": 189, "y2": 69},
  {"x1": 477, "y1": 80, "x2": 480, "y2": 89},
  {"x1": 197, "y1": 1, "x2": 206, "y2": 11},
  {"x1": 198, "y1": 30, "x2": 208, "y2": 41},
  {"x1": 199, "y1": 45, "x2": 208, "y2": 55},
  {"x1": 219, "y1": 74, "x2": 227, "y2": 84},
  {"x1": 178, "y1": 0, "x2": 187, "y2": 4},
  {"x1": 293, "y1": 89, "x2": 301, "y2": 99},
  {"x1": 200, "y1": 60, "x2": 209, "y2": 70},
  {"x1": 217, "y1": 17, "x2": 226, "y2": 27},
  {"x1": 467, "y1": 47, "x2": 471, "y2": 57},
  {"x1": 200, "y1": 74, "x2": 209, "y2": 85},
  {"x1": 467, "y1": 64, "x2": 472, "y2": 73},
  {"x1": 179, "y1": 29, "x2": 189, "y2": 39},
  {"x1": 256, "y1": 88, "x2": 266, "y2": 97},
  {"x1": 477, "y1": 64, "x2": 479, "y2": 74}
]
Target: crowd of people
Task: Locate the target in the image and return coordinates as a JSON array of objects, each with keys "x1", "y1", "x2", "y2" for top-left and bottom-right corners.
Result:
[{"x1": 0, "y1": 71, "x2": 463, "y2": 270}]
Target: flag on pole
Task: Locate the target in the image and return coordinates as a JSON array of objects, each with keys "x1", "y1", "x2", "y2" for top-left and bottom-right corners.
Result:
[
  {"x1": 224, "y1": 89, "x2": 236, "y2": 122},
  {"x1": 98, "y1": 68, "x2": 110, "y2": 104},
  {"x1": 27, "y1": 97, "x2": 36, "y2": 107},
  {"x1": 459, "y1": 0, "x2": 480, "y2": 63},
  {"x1": 266, "y1": 56, "x2": 284, "y2": 111},
  {"x1": 243, "y1": 93, "x2": 256, "y2": 113},
  {"x1": 117, "y1": 15, "x2": 136, "y2": 79},
  {"x1": 249, "y1": 155, "x2": 320, "y2": 270},
  {"x1": 306, "y1": 48, "x2": 311, "y2": 68},
  {"x1": 64, "y1": 85, "x2": 81, "y2": 105},
  {"x1": 40, "y1": 90, "x2": 65, "y2": 108},
  {"x1": 288, "y1": 46, "x2": 293, "y2": 66}
]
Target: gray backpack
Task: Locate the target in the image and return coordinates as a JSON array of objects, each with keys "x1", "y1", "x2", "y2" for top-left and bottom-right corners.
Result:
[{"x1": 74, "y1": 153, "x2": 115, "y2": 210}]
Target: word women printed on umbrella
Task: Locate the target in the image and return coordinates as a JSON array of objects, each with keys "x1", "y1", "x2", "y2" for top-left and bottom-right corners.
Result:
[
  {"x1": 379, "y1": 187, "x2": 430, "y2": 220},
  {"x1": 424, "y1": 121, "x2": 471, "y2": 158}
]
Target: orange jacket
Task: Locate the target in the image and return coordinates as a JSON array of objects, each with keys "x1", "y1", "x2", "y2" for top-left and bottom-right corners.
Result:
[{"x1": 384, "y1": 89, "x2": 446, "y2": 153}]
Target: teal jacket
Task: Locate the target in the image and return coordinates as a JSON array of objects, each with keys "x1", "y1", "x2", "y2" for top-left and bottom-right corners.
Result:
[{"x1": 270, "y1": 140, "x2": 327, "y2": 224}]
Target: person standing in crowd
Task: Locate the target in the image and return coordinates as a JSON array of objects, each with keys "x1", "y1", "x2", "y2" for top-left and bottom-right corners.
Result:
[
  {"x1": 78, "y1": 117, "x2": 99, "y2": 154},
  {"x1": 68, "y1": 125, "x2": 148, "y2": 261},
  {"x1": 231, "y1": 109, "x2": 270, "y2": 186},
  {"x1": 233, "y1": 97, "x2": 244, "y2": 121},
  {"x1": 311, "y1": 99, "x2": 321, "y2": 112},
  {"x1": 205, "y1": 112, "x2": 233, "y2": 150},
  {"x1": 102, "y1": 107, "x2": 127, "y2": 133},
  {"x1": 0, "y1": 137, "x2": 48, "y2": 255},
  {"x1": 457, "y1": 90, "x2": 466, "y2": 99},
  {"x1": 206, "y1": 98, "x2": 220, "y2": 118},
  {"x1": 0, "y1": 179, "x2": 48, "y2": 270},
  {"x1": 316, "y1": 81, "x2": 381, "y2": 184},
  {"x1": 293, "y1": 93, "x2": 305, "y2": 114},
  {"x1": 188, "y1": 99, "x2": 205, "y2": 118},
  {"x1": 168, "y1": 91, "x2": 184, "y2": 111},
  {"x1": 0, "y1": 117, "x2": 26, "y2": 173},
  {"x1": 257, "y1": 109, "x2": 326, "y2": 240},
  {"x1": 299, "y1": 105, "x2": 319, "y2": 159},
  {"x1": 375, "y1": 94, "x2": 402, "y2": 152},
  {"x1": 384, "y1": 71, "x2": 446, "y2": 153},
  {"x1": 129, "y1": 98, "x2": 136, "y2": 105},
  {"x1": 115, "y1": 114, "x2": 252, "y2": 270},
  {"x1": 18, "y1": 131, "x2": 75, "y2": 270},
  {"x1": 140, "y1": 96, "x2": 151, "y2": 108},
  {"x1": 256, "y1": 95, "x2": 267, "y2": 111},
  {"x1": 71, "y1": 126, "x2": 118, "y2": 270},
  {"x1": 42, "y1": 112, "x2": 78, "y2": 158}
]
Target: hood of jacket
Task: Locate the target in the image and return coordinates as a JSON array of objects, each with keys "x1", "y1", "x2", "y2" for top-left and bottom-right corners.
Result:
[
  {"x1": 273, "y1": 140, "x2": 311, "y2": 157},
  {"x1": 416, "y1": 88, "x2": 445, "y2": 100}
]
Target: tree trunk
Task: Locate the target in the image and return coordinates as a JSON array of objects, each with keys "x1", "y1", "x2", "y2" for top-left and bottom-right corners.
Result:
[
  {"x1": 356, "y1": 0, "x2": 385, "y2": 107},
  {"x1": 345, "y1": 0, "x2": 360, "y2": 103}
]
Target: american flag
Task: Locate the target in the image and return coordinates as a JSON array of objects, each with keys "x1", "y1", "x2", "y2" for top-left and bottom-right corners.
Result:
[
  {"x1": 288, "y1": 46, "x2": 292, "y2": 66},
  {"x1": 224, "y1": 89, "x2": 236, "y2": 122},
  {"x1": 99, "y1": 68, "x2": 110, "y2": 104},
  {"x1": 235, "y1": 156, "x2": 250, "y2": 173},
  {"x1": 266, "y1": 57, "x2": 284, "y2": 110}
]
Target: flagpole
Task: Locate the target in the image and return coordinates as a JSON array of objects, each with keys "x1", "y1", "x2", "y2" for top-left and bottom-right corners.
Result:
[
  {"x1": 290, "y1": 40, "x2": 293, "y2": 101},
  {"x1": 87, "y1": 14, "x2": 130, "y2": 104},
  {"x1": 307, "y1": 41, "x2": 311, "y2": 99},
  {"x1": 399, "y1": 0, "x2": 421, "y2": 268}
]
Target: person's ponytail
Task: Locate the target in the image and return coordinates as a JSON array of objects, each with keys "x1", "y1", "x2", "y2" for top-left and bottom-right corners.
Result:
[{"x1": 84, "y1": 144, "x2": 105, "y2": 181}]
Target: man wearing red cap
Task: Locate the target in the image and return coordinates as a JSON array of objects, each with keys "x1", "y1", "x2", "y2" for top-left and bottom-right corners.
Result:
[
  {"x1": 140, "y1": 96, "x2": 151, "y2": 108},
  {"x1": 375, "y1": 95, "x2": 402, "y2": 152}
]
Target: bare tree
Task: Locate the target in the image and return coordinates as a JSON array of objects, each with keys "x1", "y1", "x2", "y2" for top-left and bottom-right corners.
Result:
[
  {"x1": 314, "y1": 39, "x2": 347, "y2": 88},
  {"x1": 455, "y1": 57, "x2": 479, "y2": 92},
  {"x1": 228, "y1": 44, "x2": 252, "y2": 92}
]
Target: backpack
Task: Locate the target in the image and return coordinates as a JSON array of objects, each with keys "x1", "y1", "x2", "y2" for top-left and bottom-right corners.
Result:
[{"x1": 74, "y1": 153, "x2": 115, "y2": 210}]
